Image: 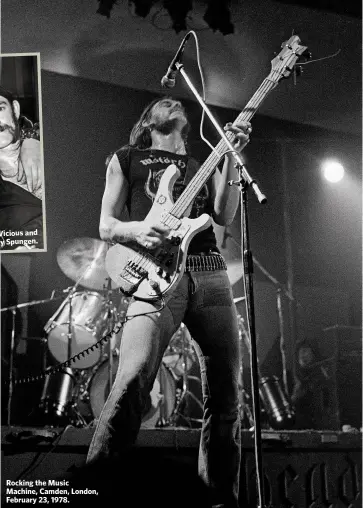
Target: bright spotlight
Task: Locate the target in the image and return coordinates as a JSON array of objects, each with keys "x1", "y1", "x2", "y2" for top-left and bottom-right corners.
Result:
[{"x1": 322, "y1": 160, "x2": 345, "y2": 183}]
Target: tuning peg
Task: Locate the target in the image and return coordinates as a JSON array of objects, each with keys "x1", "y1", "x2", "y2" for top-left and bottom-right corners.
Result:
[{"x1": 295, "y1": 65, "x2": 303, "y2": 77}]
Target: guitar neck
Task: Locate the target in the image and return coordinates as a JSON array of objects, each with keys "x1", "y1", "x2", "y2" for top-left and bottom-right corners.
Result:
[{"x1": 170, "y1": 74, "x2": 279, "y2": 219}]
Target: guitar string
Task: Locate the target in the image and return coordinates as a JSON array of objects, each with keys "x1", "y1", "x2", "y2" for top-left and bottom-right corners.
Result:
[
  {"x1": 123, "y1": 53, "x2": 298, "y2": 279},
  {"x1": 170, "y1": 77, "x2": 276, "y2": 217},
  {"x1": 171, "y1": 77, "x2": 277, "y2": 214},
  {"x1": 169, "y1": 58, "x2": 296, "y2": 217},
  {"x1": 125, "y1": 70, "x2": 283, "y2": 274}
]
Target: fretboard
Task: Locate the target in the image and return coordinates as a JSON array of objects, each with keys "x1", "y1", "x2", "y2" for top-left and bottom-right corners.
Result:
[{"x1": 169, "y1": 73, "x2": 279, "y2": 219}]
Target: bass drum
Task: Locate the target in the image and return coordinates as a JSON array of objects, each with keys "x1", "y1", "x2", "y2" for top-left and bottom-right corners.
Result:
[{"x1": 89, "y1": 358, "x2": 176, "y2": 428}]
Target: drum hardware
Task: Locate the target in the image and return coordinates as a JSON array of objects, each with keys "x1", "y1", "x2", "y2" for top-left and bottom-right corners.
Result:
[
  {"x1": 259, "y1": 376, "x2": 295, "y2": 430},
  {"x1": 86, "y1": 356, "x2": 176, "y2": 428},
  {"x1": 1, "y1": 237, "x2": 128, "y2": 426},
  {"x1": 45, "y1": 238, "x2": 129, "y2": 370},
  {"x1": 162, "y1": 323, "x2": 196, "y2": 378},
  {"x1": 35, "y1": 367, "x2": 93, "y2": 428},
  {"x1": 239, "y1": 389, "x2": 255, "y2": 429},
  {"x1": 104, "y1": 277, "x2": 116, "y2": 401},
  {"x1": 155, "y1": 367, "x2": 169, "y2": 428},
  {"x1": 38, "y1": 367, "x2": 75, "y2": 425},
  {"x1": 236, "y1": 314, "x2": 295, "y2": 430},
  {"x1": 45, "y1": 290, "x2": 120, "y2": 369},
  {"x1": 1, "y1": 294, "x2": 66, "y2": 426},
  {"x1": 167, "y1": 325, "x2": 203, "y2": 427}
]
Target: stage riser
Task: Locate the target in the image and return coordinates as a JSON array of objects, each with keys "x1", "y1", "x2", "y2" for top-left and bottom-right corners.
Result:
[
  {"x1": 243, "y1": 452, "x2": 361, "y2": 507},
  {"x1": 2, "y1": 428, "x2": 361, "y2": 507},
  {"x1": 2, "y1": 450, "x2": 361, "y2": 507}
]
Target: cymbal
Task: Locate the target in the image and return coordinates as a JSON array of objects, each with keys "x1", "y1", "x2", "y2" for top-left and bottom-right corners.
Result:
[
  {"x1": 226, "y1": 260, "x2": 243, "y2": 285},
  {"x1": 57, "y1": 237, "x2": 117, "y2": 290}
]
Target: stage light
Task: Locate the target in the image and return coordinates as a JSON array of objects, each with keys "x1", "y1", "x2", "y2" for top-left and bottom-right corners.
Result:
[
  {"x1": 203, "y1": 0, "x2": 234, "y2": 35},
  {"x1": 95, "y1": 0, "x2": 235, "y2": 35},
  {"x1": 322, "y1": 159, "x2": 345, "y2": 183},
  {"x1": 96, "y1": 0, "x2": 118, "y2": 18},
  {"x1": 162, "y1": 0, "x2": 192, "y2": 33},
  {"x1": 131, "y1": 0, "x2": 154, "y2": 18}
]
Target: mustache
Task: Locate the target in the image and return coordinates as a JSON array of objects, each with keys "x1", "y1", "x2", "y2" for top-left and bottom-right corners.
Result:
[{"x1": 0, "y1": 123, "x2": 14, "y2": 133}]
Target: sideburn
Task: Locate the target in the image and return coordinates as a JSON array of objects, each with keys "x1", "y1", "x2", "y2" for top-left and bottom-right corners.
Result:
[{"x1": 10, "y1": 104, "x2": 20, "y2": 143}]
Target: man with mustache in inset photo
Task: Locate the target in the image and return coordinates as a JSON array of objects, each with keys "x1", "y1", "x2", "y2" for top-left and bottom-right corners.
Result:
[{"x1": 0, "y1": 86, "x2": 44, "y2": 251}]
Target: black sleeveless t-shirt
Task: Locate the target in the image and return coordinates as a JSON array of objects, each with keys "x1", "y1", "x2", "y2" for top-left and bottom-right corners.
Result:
[{"x1": 115, "y1": 146, "x2": 219, "y2": 255}]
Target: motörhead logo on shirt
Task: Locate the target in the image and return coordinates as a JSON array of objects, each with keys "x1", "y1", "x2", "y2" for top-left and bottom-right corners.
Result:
[{"x1": 139, "y1": 155, "x2": 186, "y2": 169}]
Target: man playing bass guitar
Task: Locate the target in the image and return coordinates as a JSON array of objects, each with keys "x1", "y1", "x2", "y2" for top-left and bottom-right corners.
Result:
[{"x1": 87, "y1": 96, "x2": 251, "y2": 508}]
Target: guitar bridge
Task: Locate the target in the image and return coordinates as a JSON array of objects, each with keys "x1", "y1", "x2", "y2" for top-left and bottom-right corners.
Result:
[{"x1": 118, "y1": 261, "x2": 148, "y2": 295}]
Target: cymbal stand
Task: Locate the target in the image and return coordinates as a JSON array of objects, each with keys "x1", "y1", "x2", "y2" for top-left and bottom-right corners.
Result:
[
  {"x1": 66, "y1": 286, "x2": 76, "y2": 369},
  {"x1": 168, "y1": 325, "x2": 202, "y2": 427},
  {"x1": 1, "y1": 294, "x2": 65, "y2": 426},
  {"x1": 7, "y1": 310, "x2": 16, "y2": 426},
  {"x1": 105, "y1": 277, "x2": 115, "y2": 398},
  {"x1": 63, "y1": 260, "x2": 99, "y2": 366},
  {"x1": 155, "y1": 366, "x2": 168, "y2": 427},
  {"x1": 228, "y1": 233, "x2": 298, "y2": 400}
]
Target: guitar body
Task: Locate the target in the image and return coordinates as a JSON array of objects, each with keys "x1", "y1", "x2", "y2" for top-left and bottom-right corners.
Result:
[{"x1": 105, "y1": 164, "x2": 211, "y2": 301}]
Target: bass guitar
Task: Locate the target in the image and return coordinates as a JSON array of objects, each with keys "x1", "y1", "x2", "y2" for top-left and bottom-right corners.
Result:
[{"x1": 106, "y1": 35, "x2": 309, "y2": 301}]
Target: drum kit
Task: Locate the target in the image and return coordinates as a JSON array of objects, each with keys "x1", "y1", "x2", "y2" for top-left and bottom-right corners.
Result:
[
  {"x1": 3, "y1": 236, "x2": 294, "y2": 431},
  {"x1": 12, "y1": 237, "x2": 204, "y2": 429}
]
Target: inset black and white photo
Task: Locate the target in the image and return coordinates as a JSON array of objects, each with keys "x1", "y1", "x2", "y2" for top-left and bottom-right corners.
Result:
[{"x1": 0, "y1": 53, "x2": 46, "y2": 252}]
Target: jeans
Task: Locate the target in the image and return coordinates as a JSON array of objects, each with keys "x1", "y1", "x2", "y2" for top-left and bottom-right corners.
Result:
[{"x1": 87, "y1": 269, "x2": 241, "y2": 508}]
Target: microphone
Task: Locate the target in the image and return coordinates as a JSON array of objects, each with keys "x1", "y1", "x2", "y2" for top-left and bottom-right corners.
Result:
[{"x1": 161, "y1": 32, "x2": 191, "y2": 88}]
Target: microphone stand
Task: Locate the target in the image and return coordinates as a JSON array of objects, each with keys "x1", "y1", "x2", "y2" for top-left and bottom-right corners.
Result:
[{"x1": 175, "y1": 63, "x2": 267, "y2": 508}]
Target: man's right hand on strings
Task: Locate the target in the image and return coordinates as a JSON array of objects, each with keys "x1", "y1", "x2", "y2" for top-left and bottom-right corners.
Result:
[{"x1": 134, "y1": 222, "x2": 170, "y2": 250}]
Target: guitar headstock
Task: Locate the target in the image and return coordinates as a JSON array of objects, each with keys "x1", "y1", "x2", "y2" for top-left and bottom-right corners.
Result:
[{"x1": 270, "y1": 35, "x2": 310, "y2": 83}]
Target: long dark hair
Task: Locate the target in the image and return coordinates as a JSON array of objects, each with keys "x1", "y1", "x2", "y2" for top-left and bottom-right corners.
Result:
[{"x1": 129, "y1": 96, "x2": 190, "y2": 150}]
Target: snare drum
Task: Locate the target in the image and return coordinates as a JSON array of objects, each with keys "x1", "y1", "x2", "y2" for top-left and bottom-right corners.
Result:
[
  {"x1": 88, "y1": 358, "x2": 176, "y2": 428},
  {"x1": 163, "y1": 324, "x2": 196, "y2": 378},
  {"x1": 45, "y1": 292, "x2": 114, "y2": 369}
]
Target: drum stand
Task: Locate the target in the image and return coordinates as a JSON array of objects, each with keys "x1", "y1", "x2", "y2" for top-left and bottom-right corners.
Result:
[
  {"x1": 63, "y1": 286, "x2": 89, "y2": 427},
  {"x1": 155, "y1": 367, "x2": 168, "y2": 427},
  {"x1": 168, "y1": 325, "x2": 203, "y2": 427},
  {"x1": 104, "y1": 277, "x2": 116, "y2": 399},
  {"x1": 0, "y1": 294, "x2": 65, "y2": 426}
]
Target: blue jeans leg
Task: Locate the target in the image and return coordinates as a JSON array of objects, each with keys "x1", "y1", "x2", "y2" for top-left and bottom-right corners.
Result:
[
  {"x1": 185, "y1": 270, "x2": 241, "y2": 508},
  {"x1": 86, "y1": 295, "x2": 186, "y2": 463}
]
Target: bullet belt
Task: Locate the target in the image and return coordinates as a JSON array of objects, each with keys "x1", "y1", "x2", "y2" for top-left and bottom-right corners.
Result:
[{"x1": 185, "y1": 252, "x2": 227, "y2": 272}]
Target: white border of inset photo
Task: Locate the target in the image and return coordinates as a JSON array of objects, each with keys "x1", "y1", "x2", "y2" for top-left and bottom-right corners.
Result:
[{"x1": 0, "y1": 52, "x2": 47, "y2": 253}]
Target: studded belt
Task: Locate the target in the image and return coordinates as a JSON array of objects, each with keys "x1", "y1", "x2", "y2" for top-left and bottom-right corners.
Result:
[{"x1": 185, "y1": 252, "x2": 227, "y2": 272}]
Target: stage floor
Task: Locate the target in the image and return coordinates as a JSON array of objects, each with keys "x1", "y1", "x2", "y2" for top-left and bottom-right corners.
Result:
[{"x1": 2, "y1": 426, "x2": 362, "y2": 507}]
